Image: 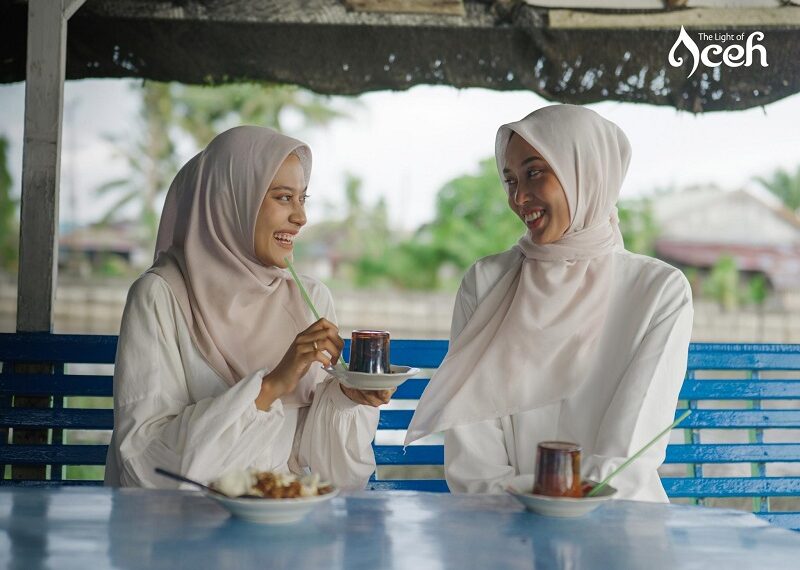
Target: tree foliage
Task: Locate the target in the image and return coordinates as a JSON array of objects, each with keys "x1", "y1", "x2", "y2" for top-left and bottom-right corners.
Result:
[
  {"x1": 171, "y1": 83, "x2": 347, "y2": 147},
  {"x1": 0, "y1": 135, "x2": 18, "y2": 271},
  {"x1": 95, "y1": 81, "x2": 349, "y2": 254},
  {"x1": 617, "y1": 197, "x2": 659, "y2": 256},
  {"x1": 354, "y1": 158, "x2": 522, "y2": 290},
  {"x1": 755, "y1": 165, "x2": 800, "y2": 212},
  {"x1": 703, "y1": 255, "x2": 740, "y2": 311},
  {"x1": 702, "y1": 255, "x2": 769, "y2": 310},
  {"x1": 295, "y1": 173, "x2": 391, "y2": 284},
  {"x1": 95, "y1": 82, "x2": 177, "y2": 250}
]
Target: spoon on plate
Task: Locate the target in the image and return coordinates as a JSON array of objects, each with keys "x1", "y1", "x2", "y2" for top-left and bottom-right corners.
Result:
[{"x1": 154, "y1": 467, "x2": 258, "y2": 498}]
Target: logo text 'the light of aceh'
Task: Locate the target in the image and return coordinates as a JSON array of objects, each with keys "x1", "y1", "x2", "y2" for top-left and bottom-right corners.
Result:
[{"x1": 668, "y1": 26, "x2": 768, "y2": 78}]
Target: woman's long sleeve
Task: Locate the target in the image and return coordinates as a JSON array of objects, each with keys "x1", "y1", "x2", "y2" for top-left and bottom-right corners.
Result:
[
  {"x1": 582, "y1": 276, "x2": 694, "y2": 502},
  {"x1": 110, "y1": 275, "x2": 288, "y2": 488},
  {"x1": 445, "y1": 418, "x2": 516, "y2": 493},
  {"x1": 444, "y1": 267, "x2": 517, "y2": 493},
  {"x1": 298, "y1": 377, "x2": 380, "y2": 490}
]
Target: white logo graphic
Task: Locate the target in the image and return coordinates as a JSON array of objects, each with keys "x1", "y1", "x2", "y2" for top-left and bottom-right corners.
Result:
[{"x1": 668, "y1": 26, "x2": 768, "y2": 78}]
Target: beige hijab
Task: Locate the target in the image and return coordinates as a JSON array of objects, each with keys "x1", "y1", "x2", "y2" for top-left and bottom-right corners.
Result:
[
  {"x1": 406, "y1": 105, "x2": 631, "y2": 444},
  {"x1": 149, "y1": 126, "x2": 318, "y2": 408}
]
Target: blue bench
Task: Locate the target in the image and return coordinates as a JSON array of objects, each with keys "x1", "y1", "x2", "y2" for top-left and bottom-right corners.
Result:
[{"x1": 2, "y1": 333, "x2": 800, "y2": 530}]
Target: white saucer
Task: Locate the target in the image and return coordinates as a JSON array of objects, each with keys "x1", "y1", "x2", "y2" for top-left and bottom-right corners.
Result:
[
  {"x1": 324, "y1": 365, "x2": 420, "y2": 391},
  {"x1": 507, "y1": 479, "x2": 616, "y2": 518}
]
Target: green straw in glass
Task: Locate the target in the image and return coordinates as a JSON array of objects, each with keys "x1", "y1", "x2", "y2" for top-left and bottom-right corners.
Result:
[
  {"x1": 284, "y1": 257, "x2": 347, "y2": 370},
  {"x1": 586, "y1": 409, "x2": 692, "y2": 497}
]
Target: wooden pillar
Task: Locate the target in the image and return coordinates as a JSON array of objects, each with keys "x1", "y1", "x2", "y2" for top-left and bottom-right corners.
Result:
[
  {"x1": 17, "y1": 0, "x2": 85, "y2": 333},
  {"x1": 11, "y1": 0, "x2": 86, "y2": 482}
]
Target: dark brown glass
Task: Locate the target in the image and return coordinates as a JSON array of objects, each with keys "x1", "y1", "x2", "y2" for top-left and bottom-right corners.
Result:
[
  {"x1": 349, "y1": 330, "x2": 390, "y2": 374},
  {"x1": 533, "y1": 441, "x2": 582, "y2": 497}
]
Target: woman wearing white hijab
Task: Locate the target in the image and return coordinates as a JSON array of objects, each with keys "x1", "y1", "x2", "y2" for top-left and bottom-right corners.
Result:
[
  {"x1": 406, "y1": 105, "x2": 693, "y2": 502},
  {"x1": 105, "y1": 126, "x2": 391, "y2": 490}
]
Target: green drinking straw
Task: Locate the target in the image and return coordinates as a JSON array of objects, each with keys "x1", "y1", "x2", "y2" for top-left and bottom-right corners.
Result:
[
  {"x1": 586, "y1": 409, "x2": 692, "y2": 497},
  {"x1": 284, "y1": 257, "x2": 347, "y2": 371}
]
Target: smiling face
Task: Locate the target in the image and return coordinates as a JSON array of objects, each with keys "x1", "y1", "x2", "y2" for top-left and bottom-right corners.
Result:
[
  {"x1": 254, "y1": 153, "x2": 308, "y2": 268},
  {"x1": 503, "y1": 133, "x2": 571, "y2": 245}
]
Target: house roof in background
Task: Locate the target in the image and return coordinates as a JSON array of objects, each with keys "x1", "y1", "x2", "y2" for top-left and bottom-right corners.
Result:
[
  {"x1": 651, "y1": 186, "x2": 800, "y2": 246},
  {"x1": 1, "y1": 0, "x2": 799, "y2": 111},
  {"x1": 59, "y1": 222, "x2": 141, "y2": 253},
  {"x1": 651, "y1": 185, "x2": 800, "y2": 289},
  {"x1": 656, "y1": 240, "x2": 800, "y2": 289}
]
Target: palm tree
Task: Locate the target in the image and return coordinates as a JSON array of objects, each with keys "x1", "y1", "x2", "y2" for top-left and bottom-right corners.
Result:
[
  {"x1": 95, "y1": 82, "x2": 177, "y2": 251},
  {"x1": 754, "y1": 166, "x2": 800, "y2": 212},
  {"x1": 171, "y1": 83, "x2": 350, "y2": 147},
  {"x1": 95, "y1": 82, "x2": 350, "y2": 253}
]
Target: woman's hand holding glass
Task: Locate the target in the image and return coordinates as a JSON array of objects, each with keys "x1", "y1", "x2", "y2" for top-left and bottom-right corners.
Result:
[
  {"x1": 255, "y1": 318, "x2": 395, "y2": 410},
  {"x1": 256, "y1": 318, "x2": 343, "y2": 410}
]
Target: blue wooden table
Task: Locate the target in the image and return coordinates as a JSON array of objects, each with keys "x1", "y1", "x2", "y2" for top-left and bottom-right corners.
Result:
[{"x1": 1, "y1": 488, "x2": 798, "y2": 569}]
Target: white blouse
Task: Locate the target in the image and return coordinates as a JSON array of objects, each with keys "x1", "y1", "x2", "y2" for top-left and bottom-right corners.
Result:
[
  {"x1": 444, "y1": 249, "x2": 693, "y2": 501},
  {"x1": 105, "y1": 273, "x2": 379, "y2": 490}
]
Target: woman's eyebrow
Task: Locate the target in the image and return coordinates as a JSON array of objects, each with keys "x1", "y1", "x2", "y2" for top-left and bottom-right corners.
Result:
[
  {"x1": 269, "y1": 185, "x2": 299, "y2": 192},
  {"x1": 503, "y1": 156, "x2": 545, "y2": 173},
  {"x1": 521, "y1": 156, "x2": 545, "y2": 166}
]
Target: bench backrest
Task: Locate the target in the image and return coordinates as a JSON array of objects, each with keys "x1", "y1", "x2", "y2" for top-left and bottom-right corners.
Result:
[{"x1": 2, "y1": 334, "x2": 800, "y2": 530}]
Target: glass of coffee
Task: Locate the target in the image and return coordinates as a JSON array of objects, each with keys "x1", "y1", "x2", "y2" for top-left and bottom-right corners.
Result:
[
  {"x1": 349, "y1": 330, "x2": 390, "y2": 374},
  {"x1": 533, "y1": 441, "x2": 582, "y2": 497}
]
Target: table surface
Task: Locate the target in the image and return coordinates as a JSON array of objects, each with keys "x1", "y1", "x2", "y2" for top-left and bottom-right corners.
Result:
[{"x1": 1, "y1": 487, "x2": 799, "y2": 570}]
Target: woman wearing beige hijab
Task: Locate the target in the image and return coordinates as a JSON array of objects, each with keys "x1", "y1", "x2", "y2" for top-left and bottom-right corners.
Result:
[
  {"x1": 105, "y1": 126, "x2": 391, "y2": 490},
  {"x1": 406, "y1": 105, "x2": 693, "y2": 501}
]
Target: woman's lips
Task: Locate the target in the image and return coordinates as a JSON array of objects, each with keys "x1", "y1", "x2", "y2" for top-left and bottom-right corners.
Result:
[
  {"x1": 523, "y1": 209, "x2": 545, "y2": 231},
  {"x1": 527, "y1": 215, "x2": 545, "y2": 230},
  {"x1": 274, "y1": 232, "x2": 295, "y2": 249}
]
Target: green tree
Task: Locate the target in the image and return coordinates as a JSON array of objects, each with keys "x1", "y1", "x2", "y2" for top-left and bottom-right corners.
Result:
[
  {"x1": 703, "y1": 255, "x2": 740, "y2": 311},
  {"x1": 171, "y1": 83, "x2": 348, "y2": 147},
  {"x1": 356, "y1": 158, "x2": 522, "y2": 290},
  {"x1": 340, "y1": 174, "x2": 391, "y2": 262},
  {"x1": 95, "y1": 82, "x2": 349, "y2": 253},
  {"x1": 0, "y1": 136, "x2": 18, "y2": 271},
  {"x1": 745, "y1": 274, "x2": 769, "y2": 307},
  {"x1": 755, "y1": 166, "x2": 800, "y2": 212},
  {"x1": 295, "y1": 173, "x2": 391, "y2": 284},
  {"x1": 95, "y1": 82, "x2": 177, "y2": 250},
  {"x1": 618, "y1": 197, "x2": 659, "y2": 256}
]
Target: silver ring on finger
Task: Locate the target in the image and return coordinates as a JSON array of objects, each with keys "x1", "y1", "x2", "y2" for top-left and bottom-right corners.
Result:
[{"x1": 313, "y1": 341, "x2": 319, "y2": 351}]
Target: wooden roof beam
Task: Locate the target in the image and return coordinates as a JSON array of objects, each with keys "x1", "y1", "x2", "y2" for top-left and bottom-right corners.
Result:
[{"x1": 549, "y1": 7, "x2": 800, "y2": 29}]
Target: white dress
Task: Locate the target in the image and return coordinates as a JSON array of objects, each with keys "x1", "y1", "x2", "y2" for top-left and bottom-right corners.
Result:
[
  {"x1": 104, "y1": 273, "x2": 379, "y2": 490},
  {"x1": 444, "y1": 249, "x2": 693, "y2": 501}
]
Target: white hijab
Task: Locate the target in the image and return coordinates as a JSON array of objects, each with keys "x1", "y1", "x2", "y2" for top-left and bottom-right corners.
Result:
[
  {"x1": 149, "y1": 126, "x2": 318, "y2": 408},
  {"x1": 405, "y1": 105, "x2": 632, "y2": 444}
]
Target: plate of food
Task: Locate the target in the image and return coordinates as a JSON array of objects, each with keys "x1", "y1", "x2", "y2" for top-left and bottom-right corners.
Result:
[
  {"x1": 155, "y1": 467, "x2": 338, "y2": 525},
  {"x1": 208, "y1": 470, "x2": 338, "y2": 524},
  {"x1": 506, "y1": 476, "x2": 616, "y2": 518},
  {"x1": 324, "y1": 364, "x2": 421, "y2": 391}
]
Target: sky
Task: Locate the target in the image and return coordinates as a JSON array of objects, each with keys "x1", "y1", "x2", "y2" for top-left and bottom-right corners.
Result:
[{"x1": 1, "y1": 79, "x2": 799, "y2": 232}]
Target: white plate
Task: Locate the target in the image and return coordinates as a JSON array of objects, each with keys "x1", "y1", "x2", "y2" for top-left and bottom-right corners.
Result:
[
  {"x1": 507, "y1": 479, "x2": 616, "y2": 518},
  {"x1": 324, "y1": 365, "x2": 420, "y2": 391},
  {"x1": 207, "y1": 488, "x2": 339, "y2": 524}
]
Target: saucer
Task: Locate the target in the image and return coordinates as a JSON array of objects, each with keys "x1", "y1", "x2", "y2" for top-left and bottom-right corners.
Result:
[
  {"x1": 324, "y1": 365, "x2": 420, "y2": 391},
  {"x1": 507, "y1": 480, "x2": 616, "y2": 518}
]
